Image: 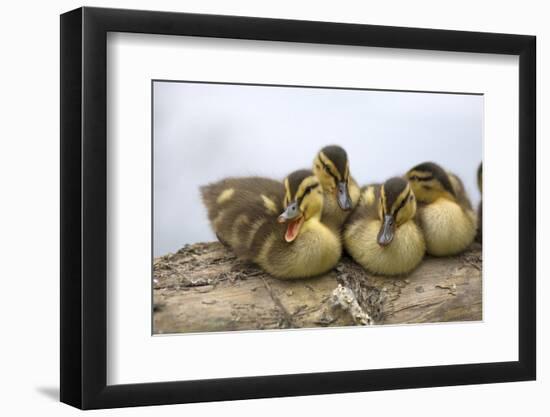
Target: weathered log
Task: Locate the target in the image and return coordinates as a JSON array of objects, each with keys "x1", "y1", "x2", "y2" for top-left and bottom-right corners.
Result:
[{"x1": 153, "y1": 242, "x2": 482, "y2": 334}]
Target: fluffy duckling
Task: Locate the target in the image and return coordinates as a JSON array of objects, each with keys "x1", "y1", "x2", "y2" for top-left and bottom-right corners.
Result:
[
  {"x1": 476, "y1": 163, "x2": 482, "y2": 243},
  {"x1": 201, "y1": 170, "x2": 341, "y2": 279},
  {"x1": 344, "y1": 177, "x2": 425, "y2": 276},
  {"x1": 312, "y1": 145, "x2": 361, "y2": 230},
  {"x1": 406, "y1": 162, "x2": 477, "y2": 256},
  {"x1": 200, "y1": 176, "x2": 285, "y2": 245}
]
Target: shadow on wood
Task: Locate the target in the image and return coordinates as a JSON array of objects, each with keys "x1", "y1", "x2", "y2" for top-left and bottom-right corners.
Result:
[{"x1": 153, "y1": 242, "x2": 482, "y2": 334}]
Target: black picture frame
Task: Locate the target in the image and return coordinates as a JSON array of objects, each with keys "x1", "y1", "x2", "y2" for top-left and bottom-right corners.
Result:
[{"x1": 60, "y1": 6, "x2": 536, "y2": 410}]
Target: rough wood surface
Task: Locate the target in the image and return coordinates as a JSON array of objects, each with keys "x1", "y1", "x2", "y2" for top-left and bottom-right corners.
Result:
[{"x1": 153, "y1": 242, "x2": 482, "y2": 334}]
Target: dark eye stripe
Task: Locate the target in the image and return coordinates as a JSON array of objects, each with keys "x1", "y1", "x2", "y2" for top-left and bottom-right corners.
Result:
[
  {"x1": 320, "y1": 159, "x2": 340, "y2": 182},
  {"x1": 296, "y1": 183, "x2": 319, "y2": 205},
  {"x1": 413, "y1": 172, "x2": 455, "y2": 196},
  {"x1": 393, "y1": 189, "x2": 411, "y2": 217},
  {"x1": 303, "y1": 183, "x2": 319, "y2": 196}
]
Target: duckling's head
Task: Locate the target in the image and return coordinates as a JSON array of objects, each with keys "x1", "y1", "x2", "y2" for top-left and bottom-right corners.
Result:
[
  {"x1": 313, "y1": 145, "x2": 352, "y2": 210},
  {"x1": 405, "y1": 162, "x2": 456, "y2": 204},
  {"x1": 477, "y1": 163, "x2": 483, "y2": 193},
  {"x1": 377, "y1": 177, "x2": 417, "y2": 246},
  {"x1": 278, "y1": 169, "x2": 323, "y2": 242}
]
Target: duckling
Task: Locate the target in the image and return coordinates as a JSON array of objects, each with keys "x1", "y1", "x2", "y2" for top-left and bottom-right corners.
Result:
[
  {"x1": 344, "y1": 177, "x2": 425, "y2": 276},
  {"x1": 406, "y1": 162, "x2": 477, "y2": 256},
  {"x1": 200, "y1": 176, "x2": 285, "y2": 245},
  {"x1": 312, "y1": 145, "x2": 361, "y2": 231},
  {"x1": 201, "y1": 170, "x2": 341, "y2": 279},
  {"x1": 476, "y1": 163, "x2": 482, "y2": 243}
]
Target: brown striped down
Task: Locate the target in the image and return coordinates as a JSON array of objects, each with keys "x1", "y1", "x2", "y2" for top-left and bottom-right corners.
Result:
[{"x1": 200, "y1": 176, "x2": 286, "y2": 260}]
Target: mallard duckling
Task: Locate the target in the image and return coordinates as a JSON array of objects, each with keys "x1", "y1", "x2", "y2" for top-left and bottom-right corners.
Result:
[
  {"x1": 406, "y1": 162, "x2": 477, "y2": 256},
  {"x1": 312, "y1": 145, "x2": 361, "y2": 230},
  {"x1": 200, "y1": 176, "x2": 285, "y2": 245},
  {"x1": 344, "y1": 177, "x2": 425, "y2": 276},
  {"x1": 201, "y1": 170, "x2": 341, "y2": 279},
  {"x1": 476, "y1": 163, "x2": 482, "y2": 243}
]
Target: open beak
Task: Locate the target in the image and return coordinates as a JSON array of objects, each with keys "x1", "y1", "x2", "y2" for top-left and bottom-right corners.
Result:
[
  {"x1": 278, "y1": 201, "x2": 304, "y2": 243},
  {"x1": 377, "y1": 214, "x2": 395, "y2": 247},
  {"x1": 337, "y1": 181, "x2": 352, "y2": 211}
]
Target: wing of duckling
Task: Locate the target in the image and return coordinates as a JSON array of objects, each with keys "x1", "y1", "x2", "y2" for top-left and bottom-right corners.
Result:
[
  {"x1": 359, "y1": 183, "x2": 381, "y2": 211},
  {"x1": 346, "y1": 184, "x2": 380, "y2": 226},
  {"x1": 200, "y1": 177, "x2": 283, "y2": 222},
  {"x1": 448, "y1": 172, "x2": 473, "y2": 210},
  {"x1": 200, "y1": 177, "x2": 286, "y2": 259},
  {"x1": 349, "y1": 176, "x2": 362, "y2": 206}
]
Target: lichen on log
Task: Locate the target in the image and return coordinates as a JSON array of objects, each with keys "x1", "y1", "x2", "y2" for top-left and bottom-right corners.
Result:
[{"x1": 153, "y1": 242, "x2": 482, "y2": 334}]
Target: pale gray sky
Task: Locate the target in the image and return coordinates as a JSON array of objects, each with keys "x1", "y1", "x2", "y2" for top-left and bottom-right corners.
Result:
[{"x1": 153, "y1": 81, "x2": 482, "y2": 257}]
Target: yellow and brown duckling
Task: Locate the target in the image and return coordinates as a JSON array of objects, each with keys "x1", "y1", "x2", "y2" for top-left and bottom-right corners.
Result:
[
  {"x1": 406, "y1": 162, "x2": 477, "y2": 256},
  {"x1": 476, "y1": 163, "x2": 482, "y2": 243},
  {"x1": 201, "y1": 170, "x2": 341, "y2": 279},
  {"x1": 200, "y1": 176, "x2": 284, "y2": 245},
  {"x1": 344, "y1": 177, "x2": 425, "y2": 276},
  {"x1": 312, "y1": 145, "x2": 361, "y2": 231}
]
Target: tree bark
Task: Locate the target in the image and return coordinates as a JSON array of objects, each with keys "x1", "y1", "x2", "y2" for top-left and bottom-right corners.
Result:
[{"x1": 153, "y1": 242, "x2": 482, "y2": 334}]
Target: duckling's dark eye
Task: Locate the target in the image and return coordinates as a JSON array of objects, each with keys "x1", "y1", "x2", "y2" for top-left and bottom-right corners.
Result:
[
  {"x1": 409, "y1": 195, "x2": 414, "y2": 201},
  {"x1": 410, "y1": 175, "x2": 419, "y2": 181},
  {"x1": 324, "y1": 166, "x2": 330, "y2": 172},
  {"x1": 295, "y1": 183, "x2": 318, "y2": 204},
  {"x1": 302, "y1": 183, "x2": 319, "y2": 197}
]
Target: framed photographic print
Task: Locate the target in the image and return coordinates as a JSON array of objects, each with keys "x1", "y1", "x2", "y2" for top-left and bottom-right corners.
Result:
[{"x1": 60, "y1": 6, "x2": 536, "y2": 410}]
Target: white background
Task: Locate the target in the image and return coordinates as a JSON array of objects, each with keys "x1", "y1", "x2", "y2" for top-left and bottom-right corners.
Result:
[
  {"x1": 0, "y1": 0, "x2": 546, "y2": 416},
  {"x1": 107, "y1": 33, "x2": 517, "y2": 385}
]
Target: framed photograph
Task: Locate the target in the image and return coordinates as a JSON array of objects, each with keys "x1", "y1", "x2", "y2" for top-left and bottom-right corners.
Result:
[{"x1": 60, "y1": 6, "x2": 536, "y2": 409}]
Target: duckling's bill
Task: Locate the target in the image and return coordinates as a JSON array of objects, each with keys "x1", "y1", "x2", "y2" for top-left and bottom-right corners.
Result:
[
  {"x1": 277, "y1": 201, "x2": 304, "y2": 242},
  {"x1": 337, "y1": 181, "x2": 352, "y2": 210},
  {"x1": 377, "y1": 214, "x2": 395, "y2": 246}
]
